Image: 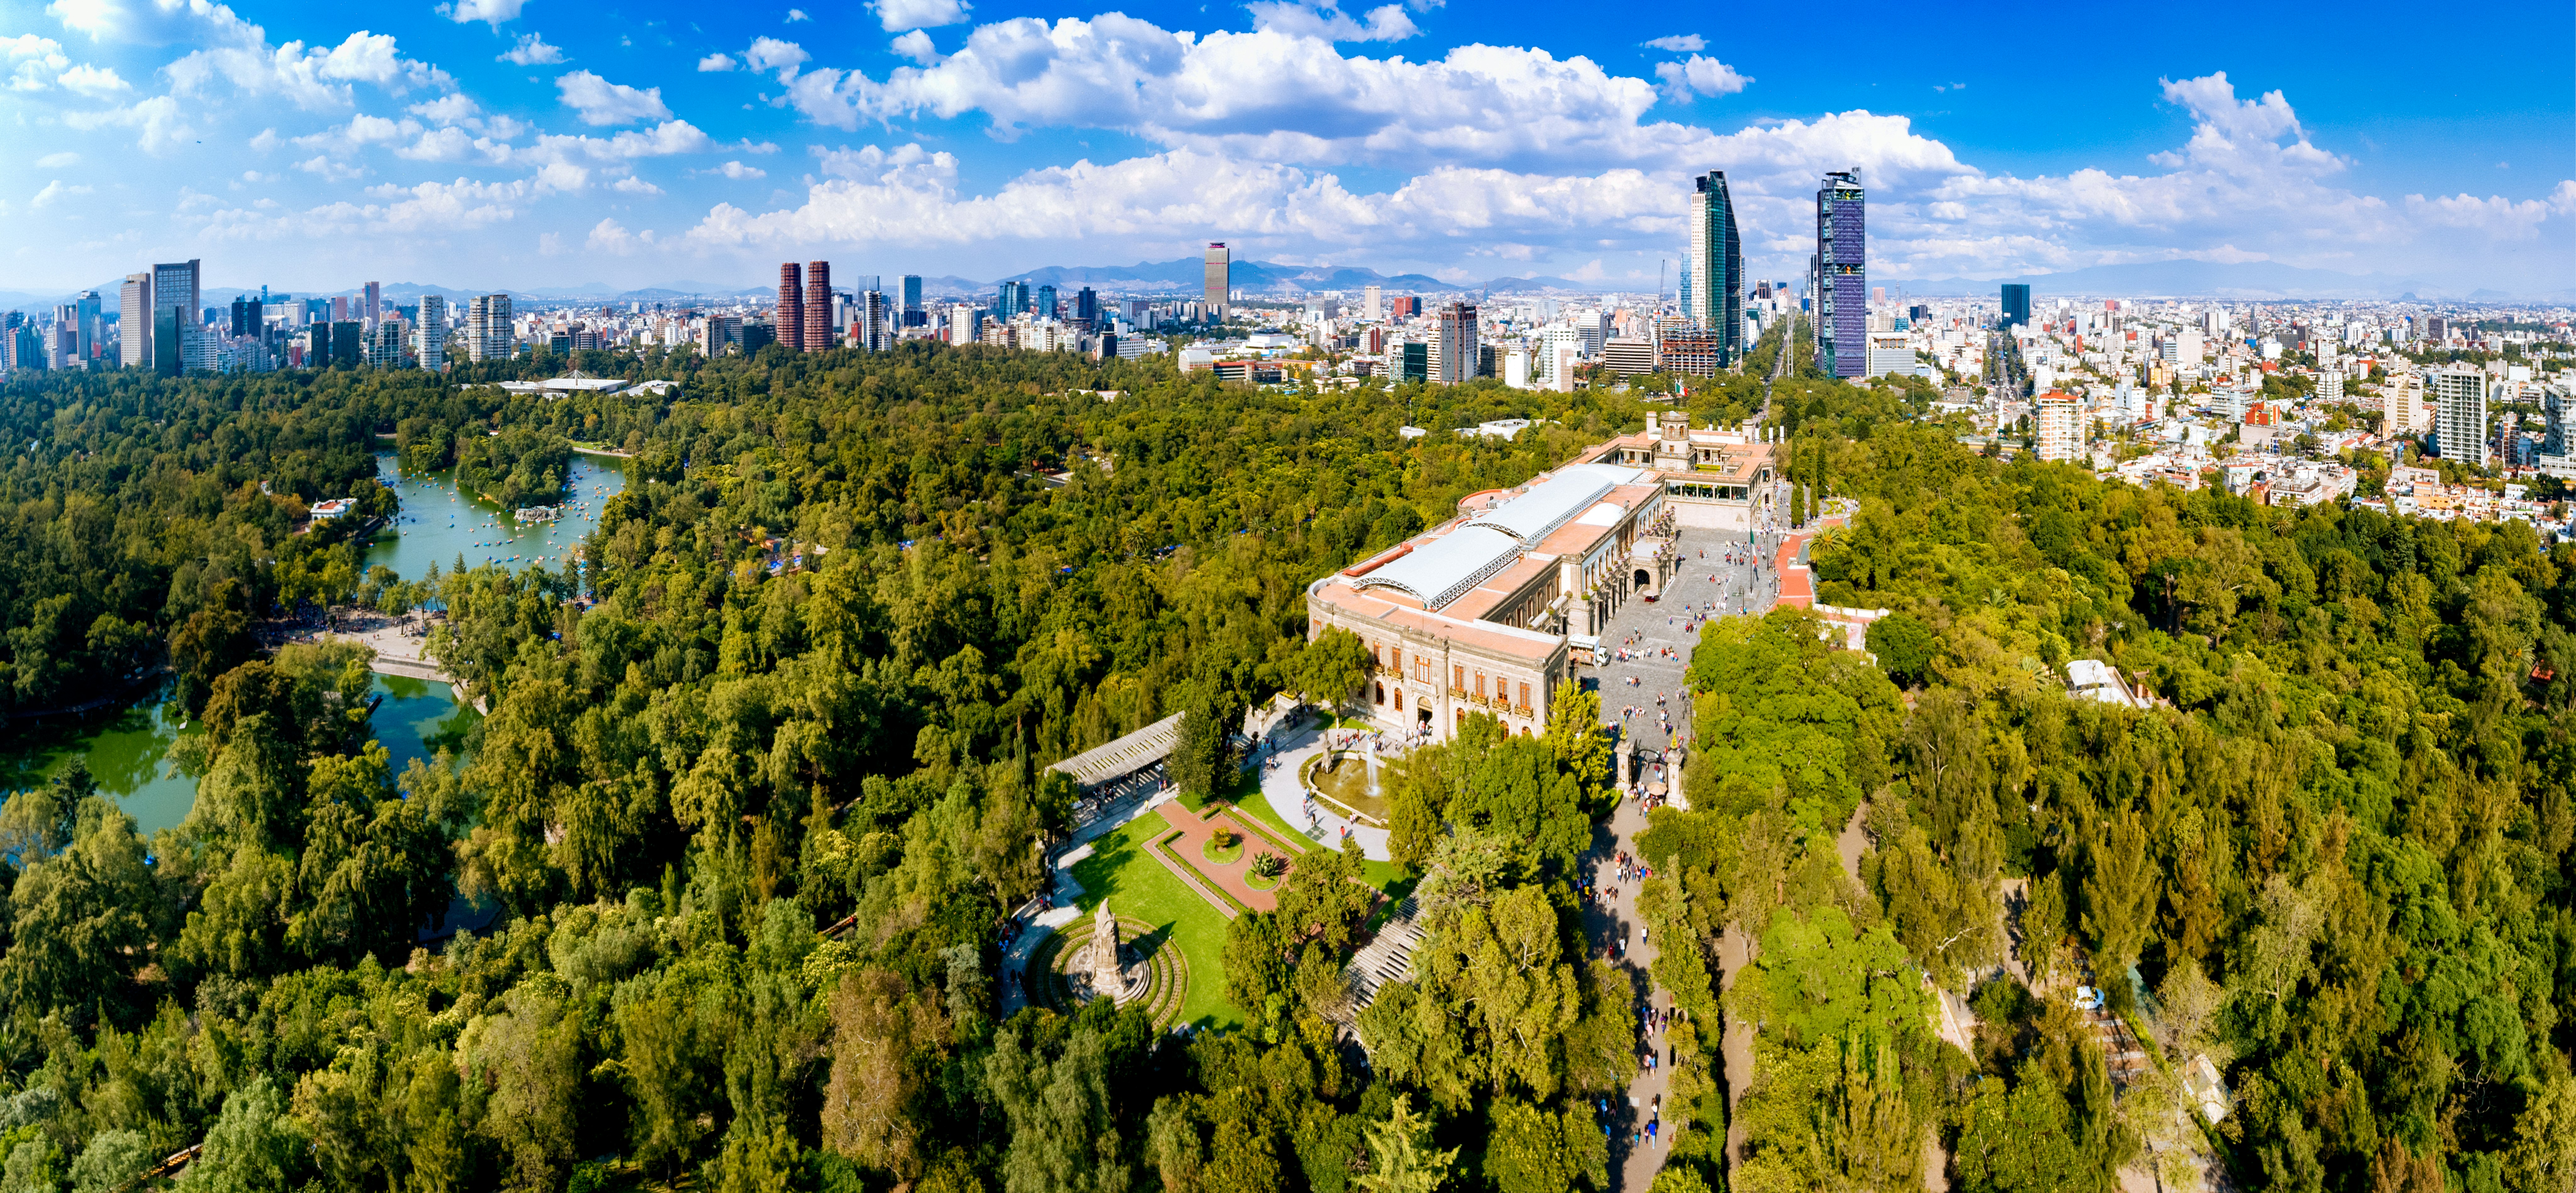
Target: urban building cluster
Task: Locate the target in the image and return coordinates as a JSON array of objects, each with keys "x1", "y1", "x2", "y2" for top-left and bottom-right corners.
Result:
[
  {"x1": 1940, "y1": 291, "x2": 2576, "y2": 535},
  {"x1": 1169, "y1": 170, "x2": 1893, "y2": 391}
]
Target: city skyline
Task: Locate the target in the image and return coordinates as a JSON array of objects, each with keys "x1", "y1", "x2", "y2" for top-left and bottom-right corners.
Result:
[{"x1": 3, "y1": 0, "x2": 2570, "y2": 295}]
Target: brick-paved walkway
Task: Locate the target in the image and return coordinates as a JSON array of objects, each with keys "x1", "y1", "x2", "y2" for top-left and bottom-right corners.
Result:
[{"x1": 1159, "y1": 801, "x2": 1290, "y2": 914}]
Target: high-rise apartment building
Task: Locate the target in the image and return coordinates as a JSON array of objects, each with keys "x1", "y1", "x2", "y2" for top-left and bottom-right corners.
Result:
[
  {"x1": 151, "y1": 259, "x2": 200, "y2": 378},
  {"x1": 363, "y1": 281, "x2": 381, "y2": 330},
  {"x1": 1203, "y1": 243, "x2": 1230, "y2": 321},
  {"x1": 2380, "y1": 370, "x2": 2425, "y2": 435},
  {"x1": 1813, "y1": 170, "x2": 1865, "y2": 379},
  {"x1": 2000, "y1": 283, "x2": 2031, "y2": 328},
  {"x1": 2034, "y1": 392, "x2": 2083, "y2": 461},
  {"x1": 777, "y1": 263, "x2": 806, "y2": 353},
  {"x1": 804, "y1": 261, "x2": 833, "y2": 352},
  {"x1": 1435, "y1": 303, "x2": 1478, "y2": 385},
  {"x1": 119, "y1": 273, "x2": 151, "y2": 369},
  {"x1": 467, "y1": 293, "x2": 514, "y2": 362},
  {"x1": 1686, "y1": 170, "x2": 1743, "y2": 366},
  {"x1": 2542, "y1": 384, "x2": 2568, "y2": 458},
  {"x1": 1363, "y1": 284, "x2": 1383, "y2": 321},
  {"x1": 418, "y1": 293, "x2": 447, "y2": 371},
  {"x1": 2433, "y1": 366, "x2": 2487, "y2": 466}
]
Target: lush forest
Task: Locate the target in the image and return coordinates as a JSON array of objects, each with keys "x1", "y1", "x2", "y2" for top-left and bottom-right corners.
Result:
[
  {"x1": 1681, "y1": 378, "x2": 2574, "y2": 1192},
  {"x1": 0, "y1": 346, "x2": 1660, "y2": 1192},
  {"x1": 0, "y1": 339, "x2": 2569, "y2": 1193}
]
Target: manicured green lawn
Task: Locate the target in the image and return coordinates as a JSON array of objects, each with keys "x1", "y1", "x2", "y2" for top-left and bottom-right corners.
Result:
[{"x1": 1069, "y1": 811, "x2": 1239, "y2": 1030}]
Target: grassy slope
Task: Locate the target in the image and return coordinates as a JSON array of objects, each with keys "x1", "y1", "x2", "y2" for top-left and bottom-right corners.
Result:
[{"x1": 1069, "y1": 811, "x2": 1239, "y2": 1030}]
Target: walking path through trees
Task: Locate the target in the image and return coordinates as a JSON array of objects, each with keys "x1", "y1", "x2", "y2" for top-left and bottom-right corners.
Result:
[{"x1": 1584, "y1": 524, "x2": 1780, "y2": 1191}]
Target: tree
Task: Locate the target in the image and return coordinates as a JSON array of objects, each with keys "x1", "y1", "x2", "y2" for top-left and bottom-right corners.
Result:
[
  {"x1": 1483, "y1": 1099, "x2": 1607, "y2": 1193},
  {"x1": 1298, "y1": 626, "x2": 1373, "y2": 712},
  {"x1": 1863, "y1": 613, "x2": 1937, "y2": 689},
  {"x1": 179, "y1": 1078, "x2": 312, "y2": 1192},
  {"x1": 0, "y1": 797, "x2": 161, "y2": 1028},
  {"x1": 1357, "y1": 1094, "x2": 1457, "y2": 1193}
]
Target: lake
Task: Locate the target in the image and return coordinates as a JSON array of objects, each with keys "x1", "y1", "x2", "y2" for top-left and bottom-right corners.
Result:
[{"x1": 0, "y1": 450, "x2": 630, "y2": 836}]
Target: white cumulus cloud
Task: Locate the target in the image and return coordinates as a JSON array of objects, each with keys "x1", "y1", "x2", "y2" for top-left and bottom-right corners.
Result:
[
  {"x1": 32, "y1": 180, "x2": 94, "y2": 207},
  {"x1": 55, "y1": 62, "x2": 128, "y2": 95},
  {"x1": 587, "y1": 217, "x2": 655, "y2": 252},
  {"x1": 870, "y1": 0, "x2": 969, "y2": 33},
  {"x1": 500, "y1": 33, "x2": 565, "y2": 65},
  {"x1": 697, "y1": 52, "x2": 736, "y2": 71},
  {"x1": 1655, "y1": 55, "x2": 1748, "y2": 100},
  {"x1": 1244, "y1": 2, "x2": 1418, "y2": 42},
  {"x1": 556, "y1": 69, "x2": 671, "y2": 125},
  {"x1": 1643, "y1": 34, "x2": 1703, "y2": 52},
  {"x1": 444, "y1": 0, "x2": 528, "y2": 26},
  {"x1": 889, "y1": 30, "x2": 939, "y2": 64}
]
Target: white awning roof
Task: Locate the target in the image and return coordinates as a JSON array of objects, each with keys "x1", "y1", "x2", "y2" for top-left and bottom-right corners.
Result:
[{"x1": 1353, "y1": 526, "x2": 1523, "y2": 611}]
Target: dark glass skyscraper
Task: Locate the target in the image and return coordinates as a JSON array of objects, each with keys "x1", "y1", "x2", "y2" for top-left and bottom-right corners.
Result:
[
  {"x1": 1813, "y1": 170, "x2": 1865, "y2": 379},
  {"x1": 1688, "y1": 170, "x2": 1743, "y2": 366},
  {"x1": 2000, "y1": 283, "x2": 2031, "y2": 328}
]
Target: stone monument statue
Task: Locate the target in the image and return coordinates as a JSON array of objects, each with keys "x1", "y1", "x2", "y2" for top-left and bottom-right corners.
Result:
[{"x1": 1090, "y1": 900, "x2": 1126, "y2": 1000}]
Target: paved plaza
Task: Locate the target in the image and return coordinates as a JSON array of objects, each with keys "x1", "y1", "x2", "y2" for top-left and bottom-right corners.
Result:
[{"x1": 1579, "y1": 521, "x2": 1782, "y2": 1193}]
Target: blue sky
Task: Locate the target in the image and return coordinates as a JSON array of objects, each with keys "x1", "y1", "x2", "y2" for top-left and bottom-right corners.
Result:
[{"x1": 4, "y1": 0, "x2": 2571, "y2": 295}]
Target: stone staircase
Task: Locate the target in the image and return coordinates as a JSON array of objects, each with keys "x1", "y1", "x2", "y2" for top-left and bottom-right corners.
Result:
[{"x1": 1337, "y1": 896, "x2": 1426, "y2": 1017}]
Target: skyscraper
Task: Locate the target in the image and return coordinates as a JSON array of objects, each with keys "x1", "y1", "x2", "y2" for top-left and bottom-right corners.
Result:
[
  {"x1": 997, "y1": 280, "x2": 1028, "y2": 318},
  {"x1": 862, "y1": 290, "x2": 891, "y2": 351},
  {"x1": 777, "y1": 263, "x2": 806, "y2": 353},
  {"x1": 75, "y1": 291, "x2": 101, "y2": 361},
  {"x1": 2433, "y1": 366, "x2": 2487, "y2": 465},
  {"x1": 2000, "y1": 283, "x2": 2031, "y2": 328},
  {"x1": 1686, "y1": 170, "x2": 1743, "y2": 366},
  {"x1": 418, "y1": 293, "x2": 447, "y2": 371},
  {"x1": 901, "y1": 275, "x2": 924, "y2": 326},
  {"x1": 1435, "y1": 303, "x2": 1478, "y2": 385},
  {"x1": 1074, "y1": 287, "x2": 1098, "y2": 326},
  {"x1": 119, "y1": 273, "x2": 151, "y2": 369},
  {"x1": 151, "y1": 259, "x2": 199, "y2": 378},
  {"x1": 363, "y1": 281, "x2": 381, "y2": 330},
  {"x1": 1813, "y1": 170, "x2": 1865, "y2": 379},
  {"x1": 1035, "y1": 285, "x2": 1058, "y2": 320},
  {"x1": 1203, "y1": 243, "x2": 1230, "y2": 322},
  {"x1": 804, "y1": 261, "x2": 833, "y2": 352}
]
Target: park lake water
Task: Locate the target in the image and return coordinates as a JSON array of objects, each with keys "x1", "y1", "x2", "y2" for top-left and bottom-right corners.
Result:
[{"x1": 0, "y1": 451, "x2": 629, "y2": 835}]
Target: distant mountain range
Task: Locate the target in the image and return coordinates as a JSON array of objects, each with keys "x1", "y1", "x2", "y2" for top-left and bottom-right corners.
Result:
[
  {"x1": 16, "y1": 256, "x2": 2554, "y2": 316},
  {"x1": 0, "y1": 258, "x2": 1634, "y2": 314},
  {"x1": 1895, "y1": 259, "x2": 2573, "y2": 302}
]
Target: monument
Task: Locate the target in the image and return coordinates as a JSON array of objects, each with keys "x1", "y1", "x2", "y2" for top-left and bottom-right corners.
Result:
[{"x1": 1085, "y1": 899, "x2": 1133, "y2": 1003}]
